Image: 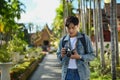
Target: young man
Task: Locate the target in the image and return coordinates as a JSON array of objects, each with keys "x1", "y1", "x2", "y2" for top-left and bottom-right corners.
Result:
[{"x1": 56, "y1": 16, "x2": 95, "y2": 80}]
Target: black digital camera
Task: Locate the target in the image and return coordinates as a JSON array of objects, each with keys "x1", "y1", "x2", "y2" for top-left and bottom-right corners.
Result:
[{"x1": 65, "y1": 47, "x2": 75, "y2": 57}]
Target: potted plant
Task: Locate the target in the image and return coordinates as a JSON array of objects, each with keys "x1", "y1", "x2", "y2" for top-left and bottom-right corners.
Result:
[
  {"x1": 0, "y1": 46, "x2": 13, "y2": 80},
  {"x1": 7, "y1": 36, "x2": 27, "y2": 63}
]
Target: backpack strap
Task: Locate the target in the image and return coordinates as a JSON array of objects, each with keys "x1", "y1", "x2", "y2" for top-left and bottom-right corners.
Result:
[
  {"x1": 62, "y1": 35, "x2": 67, "y2": 48},
  {"x1": 79, "y1": 33, "x2": 87, "y2": 54}
]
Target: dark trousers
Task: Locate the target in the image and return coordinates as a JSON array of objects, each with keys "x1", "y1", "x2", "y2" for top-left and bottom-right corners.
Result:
[{"x1": 65, "y1": 69, "x2": 80, "y2": 80}]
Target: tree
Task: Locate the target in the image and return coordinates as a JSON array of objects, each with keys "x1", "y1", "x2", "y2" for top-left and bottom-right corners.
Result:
[
  {"x1": 83, "y1": 0, "x2": 86, "y2": 33},
  {"x1": 52, "y1": 1, "x2": 74, "y2": 38},
  {"x1": 114, "y1": 1, "x2": 119, "y2": 66},
  {"x1": 52, "y1": 3, "x2": 64, "y2": 38},
  {"x1": 0, "y1": 0, "x2": 25, "y2": 43},
  {"x1": 93, "y1": 0, "x2": 99, "y2": 57},
  {"x1": 88, "y1": 0, "x2": 92, "y2": 36},
  {"x1": 97, "y1": 0, "x2": 105, "y2": 69},
  {"x1": 110, "y1": 0, "x2": 117, "y2": 79},
  {"x1": 63, "y1": 0, "x2": 66, "y2": 36}
]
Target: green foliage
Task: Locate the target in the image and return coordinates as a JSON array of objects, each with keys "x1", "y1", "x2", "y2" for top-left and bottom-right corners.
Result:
[
  {"x1": 90, "y1": 57, "x2": 120, "y2": 80},
  {"x1": 0, "y1": 45, "x2": 12, "y2": 63},
  {"x1": 52, "y1": 1, "x2": 75, "y2": 38},
  {"x1": 0, "y1": 0, "x2": 25, "y2": 43},
  {"x1": 90, "y1": 58, "x2": 101, "y2": 78},
  {"x1": 10, "y1": 53, "x2": 45, "y2": 79},
  {"x1": 52, "y1": 4, "x2": 64, "y2": 38},
  {"x1": 105, "y1": 44, "x2": 110, "y2": 49},
  {"x1": 0, "y1": 0, "x2": 25, "y2": 20},
  {"x1": 7, "y1": 35, "x2": 27, "y2": 54},
  {"x1": 0, "y1": 34, "x2": 28, "y2": 62},
  {"x1": 34, "y1": 47, "x2": 42, "y2": 53},
  {"x1": 0, "y1": 49, "x2": 12, "y2": 63},
  {"x1": 10, "y1": 61, "x2": 32, "y2": 79}
]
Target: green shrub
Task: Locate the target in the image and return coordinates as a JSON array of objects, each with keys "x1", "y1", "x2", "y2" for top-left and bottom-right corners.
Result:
[
  {"x1": 0, "y1": 45, "x2": 12, "y2": 63},
  {"x1": 0, "y1": 49, "x2": 12, "y2": 62},
  {"x1": 10, "y1": 53, "x2": 45, "y2": 80},
  {"x1": 7, "y1": 35, "x2": 27, "y2": 53},
  {"x1": 10, "y1": 61, "x2": 31, "y2": 80},
  {"x1": 90, "y1": 58, "x2": 120, "y2": 80}
]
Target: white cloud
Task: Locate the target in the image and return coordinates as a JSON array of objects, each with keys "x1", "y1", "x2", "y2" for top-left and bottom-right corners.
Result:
[{"x1": 18, "y1": 0, "x2": 60, "y2": 27}]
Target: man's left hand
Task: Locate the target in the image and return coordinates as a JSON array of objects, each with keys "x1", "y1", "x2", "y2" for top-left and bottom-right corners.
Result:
[{"x1": 70, "y1": 50, "x2": 81, "y2": 59}]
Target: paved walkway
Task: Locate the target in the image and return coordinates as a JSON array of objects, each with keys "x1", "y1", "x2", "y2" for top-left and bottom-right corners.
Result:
[{"x1": 28, "y1": 53, "x2": 61, "y2": 80}]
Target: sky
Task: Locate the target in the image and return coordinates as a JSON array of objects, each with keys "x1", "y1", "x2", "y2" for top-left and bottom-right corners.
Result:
[
  {"x1": 72, "y1": 0, "x2": 120, "y2": 10},
  {"x1": 18, "y1": 0, "x2": 120, "y2": 33},
  {"x1": 18, "y1": 0, "x2": 60, "y2": 32}
]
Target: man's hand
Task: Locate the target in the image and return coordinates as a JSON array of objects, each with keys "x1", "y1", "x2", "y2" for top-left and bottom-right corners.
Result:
[
  {"x1": 70, "y1": 50, "x2": 81, "y2": 59},
  {"x1": 61, "y1": 48, "x2": 66, "y2": 58}
]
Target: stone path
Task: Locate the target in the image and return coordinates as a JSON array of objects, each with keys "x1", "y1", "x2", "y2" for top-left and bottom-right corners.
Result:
[{"x1": 28, "y1": 53, "x2": 61, "y2": 80}]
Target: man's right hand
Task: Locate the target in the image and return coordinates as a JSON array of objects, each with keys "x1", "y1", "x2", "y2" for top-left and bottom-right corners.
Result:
[{"x1": 61, "y1": 48, "x2": 66, "y2": 58}]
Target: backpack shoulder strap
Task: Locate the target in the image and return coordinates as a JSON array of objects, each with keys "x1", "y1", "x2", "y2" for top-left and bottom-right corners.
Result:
[
  {"x1": 62, "y1": 35, "x2": 67, "y2": 48},
  {"x1": 80, "y1": 34, "x2": 90, "y2": 65},
  {"x1": 79, "y1": 33, "x2": 87, "y2": 54}
]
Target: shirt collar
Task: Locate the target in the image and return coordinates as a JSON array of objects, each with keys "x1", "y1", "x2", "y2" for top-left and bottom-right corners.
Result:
[{"x1": 63, "y1": 32, "x2": 84, "y2": 41}]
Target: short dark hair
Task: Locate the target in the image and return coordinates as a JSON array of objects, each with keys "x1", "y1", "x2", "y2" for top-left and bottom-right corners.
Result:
[{"x1": 65, "y1": 16, "x2": 79, "y2": 27}]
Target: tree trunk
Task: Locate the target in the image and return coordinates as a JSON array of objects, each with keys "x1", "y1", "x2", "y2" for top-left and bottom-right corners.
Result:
[
  {"x1": 110, "y1": 0, "x2": 117, "y2": 79},
  {"x1": 89, "y1": 0, "x2": 91, "y2": 37},
  {"x1": 114, "y1": 2, "x2": 119, "y2": 66},
  {"x1": 85, "y1": 0, "x2": 88, "y2": 34},
  {"x1": 0, "y1": 32, "x2": 2, "y2": 48},
  {"x1": 66, "y1": 0, "x2": 69, "y2": 17},
  {"x1": 83, "y1": 0, "x2": 86, "y2": 33},
  {"x1": 98, "y1": 0, "x2": 105, "y2": 69},
  {"x1": 78, "y1": 0, "x2": 81, "y2": 28},
  {"x1": 63, "y1": 0, "x2": 66, "y2": 36},
  {"x1": 93, "y1": 0, "x2": 98, "y2": 57},
  {"x1": 81, "y1": 0, "x2": 84, "y2": 32}
]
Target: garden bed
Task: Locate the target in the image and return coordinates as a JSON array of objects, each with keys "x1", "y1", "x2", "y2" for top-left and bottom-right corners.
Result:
[{"x1": 10, "y1": 54, "x2": 46, "y2": 80}]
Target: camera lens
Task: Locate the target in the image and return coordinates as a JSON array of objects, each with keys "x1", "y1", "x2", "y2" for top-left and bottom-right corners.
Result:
[{"x1": 67, "y1": 53, "x2": 71, "y2": 57}]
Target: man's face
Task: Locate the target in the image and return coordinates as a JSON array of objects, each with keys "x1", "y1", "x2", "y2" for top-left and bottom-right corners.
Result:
[{"x1": 66, "y1": 23, "x2": 78, "y2": 37}]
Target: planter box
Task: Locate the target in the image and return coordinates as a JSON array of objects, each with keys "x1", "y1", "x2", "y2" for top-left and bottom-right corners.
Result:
[
  {"x1": 18, "y1": 60, "x2": 39, "y2": 80},
  {"x1": 11, "y1": 54, "x2": 45, "y2": 80}
]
